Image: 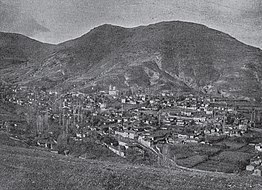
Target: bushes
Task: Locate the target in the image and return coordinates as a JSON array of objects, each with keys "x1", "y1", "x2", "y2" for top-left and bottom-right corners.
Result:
[
  {"x1": 101, "y1": 135, "x2": 118, "y2": 146},
  {"x1": 57, "y1": 133, "x2": 70, "y2": 154}
]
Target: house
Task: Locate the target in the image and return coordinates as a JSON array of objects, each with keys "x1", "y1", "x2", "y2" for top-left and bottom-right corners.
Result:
[
  {"x1": 250, "y1": 157, "x2": 262, "y2": 170},
  {"x1": 37, "y1": 138, "x2": 56, "y2": 149},
  {"x1": 115, "y1": 130, "x2": 135, "y2": 139},
  {"x1": 246, "y1": 165, "x2": 255, "y2": 171},
  {"x1": 205, "y1": 110, "x2": 213, "y2": 115},
  {"x1": 100, "y1": 103, "x2": 107, "y2": 111},
  {"x1": 252, "y1": 168, "x2": 262, "y2": 176},
  {"x1": 138, "y1": 136, "x2": 152, "y2": 148},
  {"x1": 238, "y1": 124, "x2": 248, "y2": 131},
  {"x1": 185, "y1": 139, "x2": 198, "y2": 143},
  {"x1": 177, "y1": 134, "x2": 188, "y2": 140},
  {"x1": 255, "y1": 143, "x2": 262, "y2": 152},
  {"x1": 108, "y1": 145, "x2": 126, "y2": 157},
  {"x1": 182, "y1": 111, "x2": 192, "y2": 116},
  {"x1": 192, "y1": 116, "x2": 206, "y2": 123},
  {"x1": 118, "y1": 141, "x2": 129, "y2": 149},
  {"x1": 109, "y1": 85, "x2": 118, "y2": 96},
  {"x1": 128, "y1": 132, "x2": 135, "y2": 139},
  {"x1": 167, "y1": 137, "x2": 175, "y2": 144},
  {"x1": 176, "y1": 119, "x2": 184, "y2": 126}
]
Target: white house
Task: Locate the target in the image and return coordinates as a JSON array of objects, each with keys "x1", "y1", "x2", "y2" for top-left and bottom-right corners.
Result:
[
  {"x1": 109, "y1": 85, "x2": 118, "y2": 96},
  {"x1": 246, "y1": 165, "x2": 255, "y2": 171},
  {"x1": 138, "y1": 136, "x2": 151, "y2": 148},
  {"x1": 255, "y1": 144, "x2": 262, "y2": 152}
]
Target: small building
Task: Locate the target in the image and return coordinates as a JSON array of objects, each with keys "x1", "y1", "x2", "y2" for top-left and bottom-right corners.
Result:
[
  {"x1": 115, "y1": 130, "x2": 135, "y2": 139},
  {"x1": 255, "y1": 144, "x2": 262, "y2": 152},
  {"x1": 176, "y1": 120, "x2": 184, "y2": 126},
  {"x1": 205, "y1": 110, "x2": 213, "y2": 115},
  {"x1": 177, "y1": 134, "x2": 188, "y2": 140},
  {"x1": 252, "y1": 168, "x2": 262, "y2": 176},
  {"x1": 37, "y1": 139, "x2": 56, "y2": 149},
  {"x1": 238, "y1": 124, "x2": 248, "y2": 131},
  {"x1": 246, "y1": 165, "x2": 255, "y2": 171},
  {"x1": 100, "y1": 103, "x2": 107, "y2": 111},
  {"x1": 109, "y1": 85, "x2": 118, "y2": 96},
  {"x1": 108, "y1": 146, "x2": 125, "y2": 157},
  {"x1": 138, "y1": 136, "x2": 151, "y2": 148}
]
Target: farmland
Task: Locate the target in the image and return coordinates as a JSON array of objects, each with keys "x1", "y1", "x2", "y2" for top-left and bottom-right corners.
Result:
[{"x1": 169, "y1": 140, "x2": 255, "y2": 173}]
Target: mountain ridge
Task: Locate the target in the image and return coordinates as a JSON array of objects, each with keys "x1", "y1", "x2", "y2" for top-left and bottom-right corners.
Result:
[{"x1": 0, "y1": 21, "x2": 262, "y2": 100}]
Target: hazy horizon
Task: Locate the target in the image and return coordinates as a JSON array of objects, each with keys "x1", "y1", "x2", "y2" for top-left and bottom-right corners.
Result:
[{"x1": 1, "y1": 0, "x2": 261, "y2": 48}]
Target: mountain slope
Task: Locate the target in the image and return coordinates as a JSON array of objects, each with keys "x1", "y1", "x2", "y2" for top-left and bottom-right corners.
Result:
[
  {"x1": 0, "y1": 32, "x2": 55, "y2": 83},
  {"x1": 1, "y1": 21, "x2": 262, "y2": 99},
  {"x1": 30, "y1": 21, "x2": 262, "y2": 99}
]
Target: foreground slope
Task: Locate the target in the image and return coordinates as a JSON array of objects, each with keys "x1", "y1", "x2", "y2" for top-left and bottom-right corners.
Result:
[{"x1": 0, "y1": 144, "x2": 262, "y2": 190}]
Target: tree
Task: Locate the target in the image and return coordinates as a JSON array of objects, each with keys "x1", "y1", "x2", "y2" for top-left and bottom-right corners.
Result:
[
  {"x1": 226, "y1": 114, "x2": 235, "y2": 125},
  {"x1": 57, "y1": 132, "x2": 69, "y2": 154}
]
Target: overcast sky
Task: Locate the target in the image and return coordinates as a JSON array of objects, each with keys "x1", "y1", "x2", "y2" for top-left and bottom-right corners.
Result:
[{"x1": 1, "y1": 0, "x2": 262, "y2": 48}]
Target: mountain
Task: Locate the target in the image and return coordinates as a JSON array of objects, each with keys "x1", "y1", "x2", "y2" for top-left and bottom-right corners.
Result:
[
  {"x1": 0, "y1": 32, "x2": 55, "y2": 83},
  {"x1": 1, "y1": 21, "x2": 262, "y2": 100},
  {"x1": 0, "y1": 1, "x2": 49, "y2": 37}
]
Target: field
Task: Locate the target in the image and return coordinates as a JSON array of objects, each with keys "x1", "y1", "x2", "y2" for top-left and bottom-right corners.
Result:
[
  {"x1": 195, "y1": 160, "x2": 240, "y2": 173},
  {"x1": 214, "y1": 140, "x2": 246, "y2": 150},
  {"x1": 169, "y1": 142, "x2": 255, "y2": 173},
  {"x1": 176, "y1": 155, "x2": 208, "y2": 168},
  {"x1": 1, "y1": 144, "x2": 262, "y2": 190},
  {"x1": 169, "y1": 144, "x2": 222, "y2": 159}
]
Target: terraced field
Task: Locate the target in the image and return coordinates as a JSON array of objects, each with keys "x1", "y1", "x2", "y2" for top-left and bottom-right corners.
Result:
[{"x1": 1, "y1": 143, "x2": 262, "y2": 190}]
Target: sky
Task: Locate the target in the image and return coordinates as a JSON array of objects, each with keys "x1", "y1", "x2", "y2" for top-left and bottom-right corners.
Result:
[{"x1": 1, "y1": 0, "x2": 262, "y2": 48}]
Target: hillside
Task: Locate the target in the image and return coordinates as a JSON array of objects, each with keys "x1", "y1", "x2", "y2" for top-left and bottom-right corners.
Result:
[
  {"x1": 32, "y1": 21, "x2": 262, "y2": 99},
  {"x1": 0, "y1": 21, "x2": 262, "y2": 99},
  {"x1": 0, "y1": 32, "x2": 55, "y2": 83},
  {"x1": 1, "y1": 143, "x2": 262, "y2": 190}
]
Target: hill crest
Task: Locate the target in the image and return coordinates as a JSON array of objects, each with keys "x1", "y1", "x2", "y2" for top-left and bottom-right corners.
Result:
[{"x1": 0, "y1": 21, "x2": 262, "y2": 100}]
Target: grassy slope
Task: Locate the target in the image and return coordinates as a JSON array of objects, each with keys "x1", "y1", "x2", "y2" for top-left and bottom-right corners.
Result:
[{"x1": 0, "y1": 143, "x2": 262, "y2": 190}]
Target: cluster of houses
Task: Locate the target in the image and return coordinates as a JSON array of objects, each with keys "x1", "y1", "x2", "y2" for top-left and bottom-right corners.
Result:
[
  {"x1": 1, "y1": 85, "x2": 255, "y2": 146},
  {"x1": 246, "y1": 156, "x2": 262, "y2": 176},
  {"x1": 2, "y1": 84, "x2": 262, "y2": 176}
]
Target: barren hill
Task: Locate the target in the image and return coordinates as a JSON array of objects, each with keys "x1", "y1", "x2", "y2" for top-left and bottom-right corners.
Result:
[{"x1": 1, "y1": 21, "x2": 262, "y2": 99}]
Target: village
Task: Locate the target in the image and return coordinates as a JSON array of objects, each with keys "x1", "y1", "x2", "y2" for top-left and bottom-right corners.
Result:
[{"x1": 1, "y1": 82, "x2": 262, "y2": 176}]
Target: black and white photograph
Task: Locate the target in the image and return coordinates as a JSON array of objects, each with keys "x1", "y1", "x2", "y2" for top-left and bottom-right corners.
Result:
[{"x1": 0, "y1": 0, "x2": 262, "y2": 189}]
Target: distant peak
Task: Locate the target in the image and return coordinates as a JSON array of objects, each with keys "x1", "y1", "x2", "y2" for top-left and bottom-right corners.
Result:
[{"x1": 94, "y1": 24, "x2": 125, "y2": 30}]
